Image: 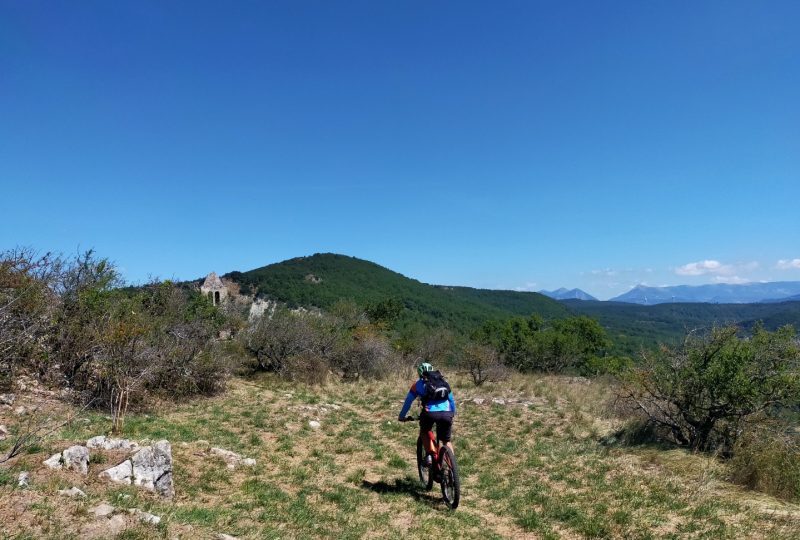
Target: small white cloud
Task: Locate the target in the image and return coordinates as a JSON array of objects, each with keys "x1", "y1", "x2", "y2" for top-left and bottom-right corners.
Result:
[
  {"x1": 675, "y1": 260, "x2": 733, "y2": 276},
  {"x1": 590, "y1": 268, "x2": 618, "y2": 277},
  {"x1": 776, "y1": 259, "x2": 800, "y2": 270}
]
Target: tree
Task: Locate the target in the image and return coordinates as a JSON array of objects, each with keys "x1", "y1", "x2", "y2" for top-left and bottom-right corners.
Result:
[
  {"x1": 619, "y1": 324, "x2": 800, "y2": 452},
  {"x1": 477, "y1": 314, "x2": 610, "y2": 374},
  {"x1": 461, "y1": 343, "x2": 502, "y2": 386},
  {"x1": 0, "y1": 248, "x2": 60, "y2": 387}
]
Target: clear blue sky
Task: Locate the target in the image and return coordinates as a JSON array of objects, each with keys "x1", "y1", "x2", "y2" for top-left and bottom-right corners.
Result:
[{"x1": 2, "y1": 1, "x2": 799, "y2": 299}]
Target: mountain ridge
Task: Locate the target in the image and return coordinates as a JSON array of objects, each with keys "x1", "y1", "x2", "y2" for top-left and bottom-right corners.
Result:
[
  {"x1": 222, "y1": 253, "x2": 569, "y2": 331},
  {"x1": 610, "y1": 281, "x2": 800, "y2": 305},
  {"x1": 540, "y1": 287, "x2": 598, "y2": 301}
]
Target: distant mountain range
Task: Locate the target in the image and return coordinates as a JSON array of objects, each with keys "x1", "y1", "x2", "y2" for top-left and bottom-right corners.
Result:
[
  {"x1": 609, "y1": 281, "x2": 800, "y2": 305},
  {"x1": 539, "y1": 288, "x2": 598, "y2": 301},
  {"x1": 212, "y1": 254, "x2": 800, "y2": 355}
]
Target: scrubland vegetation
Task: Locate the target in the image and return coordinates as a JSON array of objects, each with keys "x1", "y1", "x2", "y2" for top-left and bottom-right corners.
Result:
[{"x1": 2, "y1": 247, "x2": 800, "y2": 538}]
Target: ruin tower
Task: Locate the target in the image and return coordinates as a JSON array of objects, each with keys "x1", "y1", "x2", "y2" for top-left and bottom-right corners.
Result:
[{"x1": 200, "y1": 272, "x2": 227, "y2": 306}]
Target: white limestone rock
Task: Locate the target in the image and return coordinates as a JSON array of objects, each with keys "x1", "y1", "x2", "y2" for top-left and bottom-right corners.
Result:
[
  {"x1": 43, "y1": 452, "x2": 63, "y2": 470},
  {"x1": 62, "y1": 445, "x2": 90, "y2": 475},
  {"x1": 58, "y1": 486, "x2": 87, "y2": 498},
  {"x1": 87, "y1": 435, "x2": 139, "y2": 451},
  {"x1": 210, "y1": 447, "x2": 256, "y2": 469},
  {"x1": 131, "y1": 440, "x2": 174, "y2": 498},
  {"x1": 130, "y1": 508, "x2": 161, "y2": 525},
  {"x1": 90, "y1": 503, "x2": 115, "y2": 518},
  {"x1": 99, "y1": 459, "x2": 133, "y2": 485},
  {"x1": 308, "y1": 420, "x2": 321, "y2": 430},
  {"x1": 17, "y1": 471, "x2": 29, "y2": 488},
  {"x1": 0, "y1": 393, "x2": 15, "y2": 405},
  {"x1": 0, "y1": 424, "x2": 9, "y2": 441}
]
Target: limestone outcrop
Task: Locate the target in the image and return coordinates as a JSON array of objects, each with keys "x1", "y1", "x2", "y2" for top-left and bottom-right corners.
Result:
[{"x1": 98, "y1": 440, "x2": 174, "y2": 498}]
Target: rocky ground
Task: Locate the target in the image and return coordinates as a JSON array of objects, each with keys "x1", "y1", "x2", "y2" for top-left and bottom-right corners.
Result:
[{"x1": 1, "y1": 372, "x2": 799, "y2": 539}]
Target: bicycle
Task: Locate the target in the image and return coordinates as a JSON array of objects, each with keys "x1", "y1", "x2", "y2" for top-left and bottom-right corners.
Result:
[{"x1": 401, "y1": 415, "x2": 460, "y2": 509}]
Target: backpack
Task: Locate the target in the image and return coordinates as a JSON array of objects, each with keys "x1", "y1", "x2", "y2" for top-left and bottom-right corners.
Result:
[{"x1": 421, "y1": 370, "x2": 451, "y2": 402}]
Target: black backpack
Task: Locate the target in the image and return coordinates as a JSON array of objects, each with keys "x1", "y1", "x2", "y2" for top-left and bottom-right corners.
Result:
[{"x1": 421, "y1": 370, "x2": 451, "y2": 402}]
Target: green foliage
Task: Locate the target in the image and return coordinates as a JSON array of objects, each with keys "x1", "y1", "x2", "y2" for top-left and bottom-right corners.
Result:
[
  {"x1": 563, "y1": 299, "x2": 800, "y2": 356},
  {"x1": 475, "y1": 314, "x2": 611, "y2": 373},
  {"x1": 224, "y1": 253, "x2": 568, "y2": 333},
  {"x1": 619, "y1": 324, "x2": 800, "y2": 451}
]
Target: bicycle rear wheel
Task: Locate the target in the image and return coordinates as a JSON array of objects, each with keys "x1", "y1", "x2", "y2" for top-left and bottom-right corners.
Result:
[
  {"x1": 439, "y1": 446, "x2": 460, "y2": 509},
  {"x1": 416, "y1": 437, "x2": 434, "y2": 491}
]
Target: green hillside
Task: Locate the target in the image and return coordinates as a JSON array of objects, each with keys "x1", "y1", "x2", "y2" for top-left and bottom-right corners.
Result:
[
  {"x1": 563, "y1": 299, "x2": 800, "y2": 355},
  {"x1": 224, "y1": 253, "x2": 568, "y2": 330}
]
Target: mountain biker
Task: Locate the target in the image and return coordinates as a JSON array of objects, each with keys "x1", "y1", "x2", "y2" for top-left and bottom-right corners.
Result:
[{"x1": 398, "y1": 362, "x2": 456, "y2": 464}]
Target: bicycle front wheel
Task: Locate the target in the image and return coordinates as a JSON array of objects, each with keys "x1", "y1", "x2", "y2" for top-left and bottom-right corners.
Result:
[
  {"x1": 416, "y1": 437, "x2": 434, "y2": 491},
  {"x1": 439, "y1": 445, "x2": 460, "y2": 509}
]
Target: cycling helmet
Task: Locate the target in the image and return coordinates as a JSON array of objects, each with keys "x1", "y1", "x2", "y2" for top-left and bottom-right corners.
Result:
[{"x1": 417, "y1": 362, "x2": 434, "y2": 377}]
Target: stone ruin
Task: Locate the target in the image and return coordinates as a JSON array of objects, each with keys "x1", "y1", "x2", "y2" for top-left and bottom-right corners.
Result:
[{"x1": 200, "y1": 272, "x2": 228, "y2": 306}]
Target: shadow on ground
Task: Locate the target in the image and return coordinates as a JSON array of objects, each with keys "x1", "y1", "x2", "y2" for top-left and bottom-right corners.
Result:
[{"x1": 361, "y1": 477, "x2": 444, "y2": 508}]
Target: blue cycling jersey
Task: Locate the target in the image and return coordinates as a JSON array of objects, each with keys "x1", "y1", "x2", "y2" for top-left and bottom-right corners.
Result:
[{"x1": 398, "y1": 378, "x2": 456, "y2": 419}]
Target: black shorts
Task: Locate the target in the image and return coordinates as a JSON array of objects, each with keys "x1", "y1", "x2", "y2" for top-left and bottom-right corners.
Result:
[{"x1": 420, "y1": 411, "x2": 454, "y2": 443}]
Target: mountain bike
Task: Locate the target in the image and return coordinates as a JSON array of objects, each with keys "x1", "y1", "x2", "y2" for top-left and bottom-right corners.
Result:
[{"x1": 402, "y1": 415, "x2": 460, "y2": 509}]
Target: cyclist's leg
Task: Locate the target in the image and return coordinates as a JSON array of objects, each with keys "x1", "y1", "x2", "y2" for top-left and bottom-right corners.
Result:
[
  {"x1": 433, "y1": 413, "x2": 455, "y2": 455},
  {"x1": 419, "y1": 412, "x2": 436, "y2": 455}
]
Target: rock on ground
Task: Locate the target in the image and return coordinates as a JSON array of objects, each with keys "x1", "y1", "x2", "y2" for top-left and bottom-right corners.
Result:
[
  {"x1": 210, "y1": 447, "x2": 257, "y2": 469},
  {"x1": 87, "y1": 435, "x2": 139, "y2": 451},
  {"x1": 0, "y1": 393, "x2": 15, "y2": 405},
  {"x1": 98, "y1": 440, "x2": 173, "y2": 497},
  {"x1": 43, "y1": 453, "x2": 63, "y2": 470},
  {"x1": 308, "y1": 420, "x2": 321, "y2": 430},
  {"x1": 131, "y1": 440, "x2": 174, "y2": 498},
  {"x1": 17, "y1": 471, "x2": 29, "y2": 488},
  {"x1": 62, "y1": 445, "x2": 90, "y2": 475},
  {"x1": 58, "y1": 486, "x2": 87, "y2": 498},
  {"x1": 130, "y1": 508, "x2": 161, "y2": 525},
  {"x1": 0, "y1": 424, "x2": 8, "y2": 441},
  {"x1": 90, "y1": 503, "x2": 115, "y2": 518},
  {"x1": 99, "y1": 459, "x2": 134, "y2": 485}
]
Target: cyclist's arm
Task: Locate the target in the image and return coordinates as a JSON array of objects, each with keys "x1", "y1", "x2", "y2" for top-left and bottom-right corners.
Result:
[
  {"x1": 448, "y1": 392, "x2": 456, "y2": 416},
  {"x1": 398, "y1": 383, "x2": 419, "y2": 420}
]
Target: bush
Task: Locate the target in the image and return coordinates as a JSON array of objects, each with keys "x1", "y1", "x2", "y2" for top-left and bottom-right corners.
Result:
[
  {"x1": 282, "y1": 352, "x2": 330, "y2": 386},
  {"x1": 475, "y1": 314, "x2": 611, "y2": 374},
  {"x1": 460, "y1": 343, "x2": 504, "y2": 386},
  {"x1": 241, "y1": 305, "x2": 398, "y2": 382},
  {"x1": 0, "y1": 248, "x2": 61, "y2": 387},
  {"x1": 618, "y1": 324, "x2": 800, "y2": 452},
  {"x1": 2, "y1": 249, "x2": 230, "y2": 432},
  {"x1": 729, "y1": 425, "x2": 800, "y2": 502}
]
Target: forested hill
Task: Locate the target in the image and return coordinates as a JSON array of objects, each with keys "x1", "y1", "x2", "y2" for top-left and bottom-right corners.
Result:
[
  {"x1": 563, "y1": 299, "x2": 800, "y2": 355},
  {"x1": 223, "y1": 253, "x2": 568, "y2": 330}
]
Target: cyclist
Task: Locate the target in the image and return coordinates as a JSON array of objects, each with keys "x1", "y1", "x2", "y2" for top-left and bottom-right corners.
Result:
[{"x1": 398, "y1": 362, "x2": 456, "y2": 464}]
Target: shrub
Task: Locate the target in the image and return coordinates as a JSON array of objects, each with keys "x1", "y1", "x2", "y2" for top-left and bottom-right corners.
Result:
[
  {"x1": 282, "y1": 351, "x2": 330, "y2": 386},
  {"x1": 242, "y1": 308, "x2": 318, "y2": 372},
  {"x1": 618, "y1": 324, "x2": 800, "y2": 452},
  {"x1": 729, "y1": 425, "x2": 800, "y2": 502},
  {"x1": 476, "y1": 314, "x2": 610, "y2": 374},
  {"x1": 0, "y1": 248, "x2": 59, "y2": 388},
  {"x1": 461, "y1": 343, "x2": 503, "y2": 386}
]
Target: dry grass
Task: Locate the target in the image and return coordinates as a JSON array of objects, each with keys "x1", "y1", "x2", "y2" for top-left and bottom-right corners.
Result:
[{"x1": 1, "y1": 371, "x2": 799, "y2": 539}]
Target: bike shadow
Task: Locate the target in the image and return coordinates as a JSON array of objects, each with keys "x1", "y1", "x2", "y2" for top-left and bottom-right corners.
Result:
[{"x1": 360, "y1": 477, "x2": 444, "y2": 509}]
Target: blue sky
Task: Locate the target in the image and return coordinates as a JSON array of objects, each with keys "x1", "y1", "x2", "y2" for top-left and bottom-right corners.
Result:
[{"x1": 2, "y1": 1, "x2": 799, "y2": 299}]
